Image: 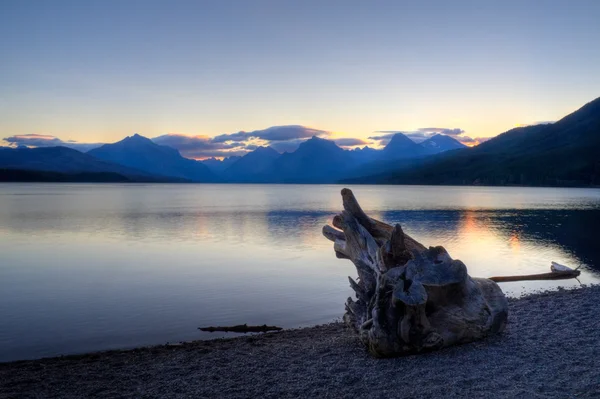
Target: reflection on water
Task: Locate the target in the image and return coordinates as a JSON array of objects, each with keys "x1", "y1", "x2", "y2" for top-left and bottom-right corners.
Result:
[{"x1": 0, "y1": 184, "x2": 599, "y2": 362}]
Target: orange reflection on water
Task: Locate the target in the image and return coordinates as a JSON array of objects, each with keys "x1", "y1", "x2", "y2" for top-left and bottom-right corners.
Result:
[
  {"x1": 509, "y1": 232, "x2": 521, "y2": 253},
  {"x1": 461, "y1": 210, "x2": 478, "y2": 234},
  {"x1": 438, "y1": 210, "x2": 519, "y2": 278}
]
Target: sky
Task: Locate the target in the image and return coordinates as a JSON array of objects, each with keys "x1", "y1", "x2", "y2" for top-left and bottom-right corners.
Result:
[{"x1": 1, "y1": 0, "x2": 600, "y2": 158}]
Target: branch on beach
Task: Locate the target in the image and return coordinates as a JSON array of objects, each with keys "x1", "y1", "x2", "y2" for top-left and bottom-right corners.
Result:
[
  {"x1": 489, "y1": 262, "x2": 580, "y2": 282},
  {"x1": 199, "y1": 324, "x2": 283, "y2": 333}
]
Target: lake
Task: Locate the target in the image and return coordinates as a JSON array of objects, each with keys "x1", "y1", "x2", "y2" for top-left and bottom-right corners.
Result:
[{"x1": 1, "y1": 184, "x2": 599, "y2": 362}]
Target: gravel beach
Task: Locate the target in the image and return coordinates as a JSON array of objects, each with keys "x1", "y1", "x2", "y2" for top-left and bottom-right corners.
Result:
[{"x1": 1, "y1": 285, "x2": 600, "y2": 399}]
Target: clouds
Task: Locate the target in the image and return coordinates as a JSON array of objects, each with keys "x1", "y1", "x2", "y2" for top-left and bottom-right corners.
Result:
[
  {"x1": 369, "y1": 131, "x2": 411, "y2": 145},
  {"x1": 268, "y1": 137, "x2": 370, "y2": 153},
  {"x1": 451, "y1": 136, "x2": 492, "y2": 146},
  {"x1": 163, "y1": 125, "x2": 332, "y2": 158},
  {"x1": 151, "y1": 134, "x2": 250, "y2": 158},
  {"x1": 455, "y1": 136, "x2": 475, "y2": 143},
  {"x1": 3, "y1": 134, "x2": 103, "y2": 152},
  {"x1": 4, "y1": 134, "x2": 63, "y2": 147},
  {"x1": 212, "y1": 125, "x2": 329, "y2": 143},
  {"x1": 417, "y1": 127, "x2": 465, "y2": 136},
  {"x1": 404, "y1": 132, "x2": 432, "y2": 142},
  {"x1": 333, "y1": 138, "x2": 370, "y2": 147},
  {"x1": 369, "y1": 132, "x2": 402, "y2": 141},
  {"x1": 369, "y1": 131, "x2": 415, "y2": 145},
  {"x1": 370, "y1": 127, "x2": 484, "y2": 146},
  {"x1": 154, "y1": 125, "x2": 332, "y2": 158},
  {"x1": 369, "y1": 130, "x2": 438, "y2": 144}
]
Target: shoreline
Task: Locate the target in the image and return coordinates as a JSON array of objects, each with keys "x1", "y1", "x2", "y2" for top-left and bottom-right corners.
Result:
[{"x1": 2, "y1": 285, "x2": 600, "y2": 398}]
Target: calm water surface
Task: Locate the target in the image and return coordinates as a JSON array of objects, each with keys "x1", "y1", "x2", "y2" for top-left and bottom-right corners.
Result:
[{"x1": 1, "y1": 184, "x2": 599, "y2": 362}]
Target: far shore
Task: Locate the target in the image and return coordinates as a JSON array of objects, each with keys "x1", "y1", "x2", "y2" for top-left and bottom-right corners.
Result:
[{"x1": 1, "y1": 285, "x2": 600, "y2": 398}]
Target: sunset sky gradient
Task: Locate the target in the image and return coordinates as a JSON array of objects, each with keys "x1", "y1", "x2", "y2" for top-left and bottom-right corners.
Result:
[{"x1": 1, "y1": 0, "x2": 599, "y2": 157}]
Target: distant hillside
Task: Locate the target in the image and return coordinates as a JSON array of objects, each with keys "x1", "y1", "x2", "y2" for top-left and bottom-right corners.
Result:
[
  {"x1": 0, "y1": 127, "x2": 490, "y2": 185},
  {"x1": 266, "y1": 136, "x2": 355, "y2": 183},
  {"x1": 340, "y1": 134, "x2": 465, "y2": 181},
  {"x1": 381, "y1": 133, "x2": 429, "y2": 160},
  {"x1": 210, "y1": 134, "x2": 468, "y2": 183},
  {"x1": 223, "y1": 146, "x2": 280, "y2": 182},
  {"x1": 202, "y1": 156, "x2": 241, "y2": 174},
  {"x1": 0, "y1": 168, "x2": 132, "y2": 182},
  {"x1": 421, "y1": 134, "x2": 466, "y2": 154},
  {"x1": 0, "y1": 146, "x2": 159, "y2": 179},
  {"x1": 345, "y1": 97, "x2": 600, "y2": 187},
  {"x1": 88, "y1": 134, "x2": 217, "y2": 182},
  {"x1": 347, "y1": 146, "x2": 380, "y2": 165}
]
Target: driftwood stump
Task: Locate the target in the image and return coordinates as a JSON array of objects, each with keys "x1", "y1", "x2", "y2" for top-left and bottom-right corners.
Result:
[{"x1": 322, "y1": 188, "x2": 508, "y2": 357}]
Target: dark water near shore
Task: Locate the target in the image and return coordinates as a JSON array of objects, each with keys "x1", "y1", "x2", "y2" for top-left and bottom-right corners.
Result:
[{"x1": 1, "y1": 184, "x2": 599, "y2": 362}]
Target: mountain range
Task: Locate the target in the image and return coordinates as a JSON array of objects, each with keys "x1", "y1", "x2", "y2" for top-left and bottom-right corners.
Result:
[
  {"x1": 0, "y1": 132, "x2": 462, "y2": 183},
  {"x1": 1, "y1": 96, "x2": 598, "y2": 186},
  {"x1": 0, "y1": 133, "x2": 464, "y2": 183},
  {"x1": 346, "y1": 97, "x2": 600, "y2": 187},
  {"x1": 201, "y1": 133, "x2": 466, "y2": 183},
  {"x1": 0, "y1": 146, "x2": 157, "y2": 179},
  {"x1": 88, "y1": 134, "x2": 217, "y2": 182},
  {"x1": 201, "y1": 156, "x2": 241, "y2": 173}
]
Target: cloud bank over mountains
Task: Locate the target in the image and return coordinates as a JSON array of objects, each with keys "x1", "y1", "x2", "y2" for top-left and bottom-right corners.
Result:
[
  {"x1": 153, "y1": 125, "x2": 337, "y2": 158},
  {"x1": 2, "y1": 134, "x2": 103, "y2": 152},
  {"x1": 212, "y1": 125, "x2": 329, "y2": 143},
  {"x1": 3, "y1": 124, "x2": 487, "y2": 159},
  {"x1": 3, "y1": 126, "x2": 336, "y2": 159},
  {"x1": 151, "y1": 134, "x2": 247, "y2": 158},
  {"x1": 370, "y1": 127, "x2": 486, "y2": 146}
]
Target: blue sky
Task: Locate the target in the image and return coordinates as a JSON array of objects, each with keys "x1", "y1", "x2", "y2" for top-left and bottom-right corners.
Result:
[{"x1": 1, "y1": 0, "x2": 599, "y2": 158}]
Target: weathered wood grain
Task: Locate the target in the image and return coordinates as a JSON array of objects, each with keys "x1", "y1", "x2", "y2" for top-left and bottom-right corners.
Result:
[{"x1": 323, "y1": 188, "x2": 508, "y2": 357}]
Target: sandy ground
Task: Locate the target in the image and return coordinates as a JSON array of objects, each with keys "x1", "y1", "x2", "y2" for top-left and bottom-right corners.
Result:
[{"x1": 1, "y1": 285, "x2": 600, "y2": 399}]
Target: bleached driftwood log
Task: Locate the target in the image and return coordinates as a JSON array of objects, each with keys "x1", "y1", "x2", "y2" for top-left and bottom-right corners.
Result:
[
  {"x1": 322, "y1": 188, "x2": 509, "y2": 357},
  {"x1": 488, "y1": 261, "x2": 580, "y2": 282}
]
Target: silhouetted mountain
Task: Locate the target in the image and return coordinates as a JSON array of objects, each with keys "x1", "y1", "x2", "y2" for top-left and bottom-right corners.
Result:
[
  {"x1": 1, "y1": 126, "x2": 511, "y2": 184},
  {"x1": 0, "y1": 146, "x2": 159, "y2": 178},
  {"x1": 266, "y1": 136, "x2": 354, "y2": 183},
  {"x1": 223, "y1": 146, "x2": 280, "y2": 181},
  {"x1": 346, "y1": 97, "x2": 600, "y2": 186},
  {"x1": 201, "y1": 156, "x2": 241, "y2": 173},
  {"x1": 216, "y1": 134, "x2": 466, "y2": 183},
  {"x1": 0, "y1": 168, "x2": 133, "y2": 182},
  {"x1": 420, "y1": 134, "x2": 466, "y2": 154},
  {"x1": 382, "y1": 133, "x2": 429, "y2": 160},
  {"x1": 88, "y1": 134, "x2": 217, "y2": 182},
  {"x1": 341, "y1": 157, "x2": 429, "y2": 183},
  {"x1": 348, "y1": 146, "x2": 380, "y2": 165},
  {"x1": 340, "y1": 135, "x2": 456, "y2": 181}
]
